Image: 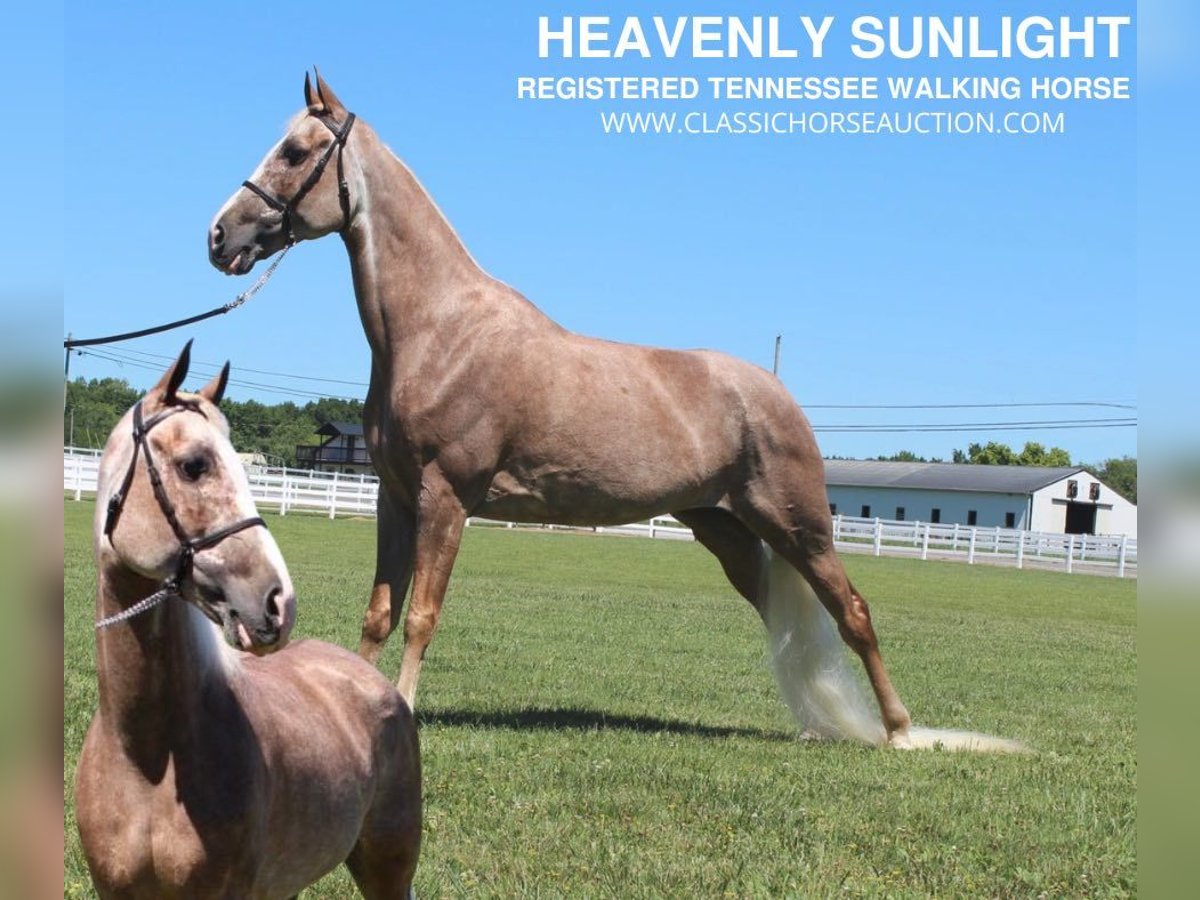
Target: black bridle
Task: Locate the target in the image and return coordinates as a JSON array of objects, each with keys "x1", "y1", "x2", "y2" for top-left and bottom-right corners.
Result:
[
  {"x1": 97, "y1": 400, "x2": 266, "y2": 629},
  {"x1": 241, "y1": 111, "x2": 357, "y2": 245}
]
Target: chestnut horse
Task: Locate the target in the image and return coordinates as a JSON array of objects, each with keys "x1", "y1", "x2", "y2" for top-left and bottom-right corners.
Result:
[
  {"x1": 209, "y1": 71, "x2": 913, "y2": 746},
  {"x1": 74, "y1": 345, "x2": 421, "y2": 898}
]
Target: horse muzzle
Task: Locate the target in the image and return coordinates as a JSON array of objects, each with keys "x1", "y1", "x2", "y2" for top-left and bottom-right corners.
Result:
[
  {"x1": 204, "y1": 581, "x2": 295, "y2": 655},
  {"x1": 208, "y1": 227, "x2": 261, "y2": 276},
  {"x1": 239, "y1": 584, "x2": 295, "y2": 655}
]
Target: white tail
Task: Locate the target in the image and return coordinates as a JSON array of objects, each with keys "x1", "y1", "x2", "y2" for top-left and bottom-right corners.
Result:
[
  {"x1": 760, "y1": 550, "x2": 887, "y2": 745},
  {"x1": 760, "y1": 549, "x2": 1029, "y2": 753}
]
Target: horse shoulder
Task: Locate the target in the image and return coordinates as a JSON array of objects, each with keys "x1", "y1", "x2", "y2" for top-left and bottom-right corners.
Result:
[
  {"x1": 75, "y1": 714, "x2": 154, "y2": 892},
  {"x1": 75, "y1": 713, "x2": 238, "y2": 897}
]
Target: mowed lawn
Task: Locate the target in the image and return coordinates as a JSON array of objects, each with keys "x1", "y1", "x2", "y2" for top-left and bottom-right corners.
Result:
[{"x1": 64, "y1": 500, "x2": 1135, "y2": 897}]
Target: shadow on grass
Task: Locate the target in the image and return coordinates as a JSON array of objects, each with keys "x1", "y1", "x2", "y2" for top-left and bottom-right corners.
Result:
[{"x1": 417, "y1": 706, "x2": 796, "y2": 742}]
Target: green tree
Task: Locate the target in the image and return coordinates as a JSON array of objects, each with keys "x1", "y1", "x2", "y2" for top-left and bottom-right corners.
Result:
[
  {"x1": 1016, "y1": 442, "x2": 1073, "y2": 467},
  {"x1": 307, "y1": 397, "x2": 365, "y2": 428},
  {"x1": 952, "y1": 441, "x2": 1072, "y2": 467},
  {"x1": 876, "y1": 450, "x2": 927, "y2": 462},
  {"x1": 1085, "y1": 456, "x2": 1137, "y2": 504},
  {"x1": 64, "y1": 377, "x2": 140, "y2": 448},
  {"x1": 962, "y1": 441, "x2": 1018, "y2": 465},
  {"x1": 63, "y1": 377, "x2": 368, "y2": 468}
]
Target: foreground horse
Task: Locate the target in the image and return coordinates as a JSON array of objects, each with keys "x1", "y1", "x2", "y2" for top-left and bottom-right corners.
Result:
[
  {"x1": 74, "y1": 345, "x2": 421, "y2": 898},
  {"x1": 208, "y1": 71, "x2": 912, "y2": 745}
]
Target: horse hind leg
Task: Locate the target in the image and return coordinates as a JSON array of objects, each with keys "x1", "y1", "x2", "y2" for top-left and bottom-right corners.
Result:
[
  {"x1": 346, "y1": 711, "x2": 422, "y2": 899},
  {"x1": 678, "y1": 505, "x2": 906, "y2": 744},
  {"x1": 729, "y1": 493, "x2": 912, "y2": 743},
  {"x1": 345, "y1": 840, "x2": 418, "y2": 900},
  {"x1": 672, "y1": 507, "x2": 765, "y2": 615},
  {"x1": 779, "y1": 541, "x2": 910, "y2": 743}
]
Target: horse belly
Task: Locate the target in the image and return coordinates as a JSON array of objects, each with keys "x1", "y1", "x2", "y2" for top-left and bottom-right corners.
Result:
[{"x1": 479, "y1": 463, "x2": 721, "y2": 526}]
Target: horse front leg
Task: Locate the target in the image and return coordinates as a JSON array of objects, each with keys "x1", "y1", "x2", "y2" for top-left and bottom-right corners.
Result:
[
  {"x1": 358, "y1": 489, "x2": 417, "y2": 666},
  {"x1": 395, "y1": 475, "x2": 467, "y2": 710}
]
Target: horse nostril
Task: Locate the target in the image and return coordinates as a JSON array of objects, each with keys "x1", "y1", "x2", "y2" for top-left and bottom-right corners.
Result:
[
  {"x1": 266, "y1": 585, "x2": 283, "y2": 627},
  {"x1": 211, "y1": 223, "x2": 225, "y2": 248}
]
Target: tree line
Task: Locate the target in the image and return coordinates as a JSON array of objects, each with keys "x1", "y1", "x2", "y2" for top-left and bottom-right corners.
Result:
[
  {"x1": 63, "y1": 377, "x2": 1136, "y2": 503},
  {"x1": 64, "y1": 377, "x2": 364, "y2": 468}
]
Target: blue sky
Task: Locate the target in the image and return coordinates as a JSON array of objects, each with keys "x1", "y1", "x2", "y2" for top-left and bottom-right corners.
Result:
[{"x1": 61, "y1": 2, "x2": 1138, "y2": 464}]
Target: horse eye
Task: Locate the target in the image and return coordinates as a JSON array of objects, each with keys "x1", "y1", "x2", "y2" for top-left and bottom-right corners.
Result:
[
  {"x1": 281, "y1": 143, "x2": 310, "y2": 166},
  {"x1": 179, "y1": 455, "x2": 209, "y2": 482}
]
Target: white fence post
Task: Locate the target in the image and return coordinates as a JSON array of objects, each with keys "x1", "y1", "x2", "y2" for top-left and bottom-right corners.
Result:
[
  {"x1": 1016, "y1": 531, "x2": 1025, "y2": 569},
  {"x1": 873, "y1": 518, "x2": 882, "y2": 557},
  {"x1": 1117, "y1": 535, "x2": 1128, "y2": 578},
  {"x1": 921, "y1": 524, "x2": 930, "y2": 561},
  {"x1": 280, "y1": 474, "x2": 289, "y2": 516},
  {"x1": 329, "y1": 472, "x2": 338, "y2": 520},
  {"x1": 952, "y1": 523, "x2": 960, "y2": 552},
  {"x1": 993, "y1": 526, "x2": 1001, "y2": 554},
  {"x1": 967, "y1": 528, "x2": 977, "y2": 565},
  {"x1": 833, "y1": 514, "x2": 842, "y2": 541},
  {"x1": 1066, "y1": 535, "x2": 1074, "y2": 574},
  {"x1": 73, "y1": 459, "x2": 83, "y2": 501}
]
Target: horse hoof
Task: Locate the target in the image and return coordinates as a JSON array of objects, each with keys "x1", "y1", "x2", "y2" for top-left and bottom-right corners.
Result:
[{"x1": 888, "y1": 729, "x2": 914, "y2": 749}]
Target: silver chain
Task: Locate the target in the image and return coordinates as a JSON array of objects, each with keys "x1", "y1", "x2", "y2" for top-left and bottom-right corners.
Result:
[
  {"x1": 224, "y1": 243, "x2": 293, "y2": 312},
  {"x1": 95, "y1": 587, "x2": 177, "y2": 630}
]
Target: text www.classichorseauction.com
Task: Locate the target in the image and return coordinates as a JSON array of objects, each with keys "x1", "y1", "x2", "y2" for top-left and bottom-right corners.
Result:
[{"x1": 596, "y1": 108, "x2": 1066, "y2": 137}]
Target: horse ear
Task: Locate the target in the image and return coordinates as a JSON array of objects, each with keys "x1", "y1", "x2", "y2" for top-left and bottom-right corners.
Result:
[
  {"x1": 304, "y1": 71, "x2": 320, "y2": 113},
  {"x1": 313, "y1": 67, "x2": 347, "y2": 117},
  {"x1": 152, "y1": 340, "x2": 192, "y2": 406},
  {"x1": 198, "y1": 361, "x2": 231, "y2": 406}
]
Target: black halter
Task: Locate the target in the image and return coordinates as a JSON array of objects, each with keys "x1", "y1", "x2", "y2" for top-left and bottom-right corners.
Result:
[
  {"x1": 102, "y1": 400, "x2": 266, "y2": 609},
  {"x1": 241, "y1": 111, "x2": 356, "y2": 245}
]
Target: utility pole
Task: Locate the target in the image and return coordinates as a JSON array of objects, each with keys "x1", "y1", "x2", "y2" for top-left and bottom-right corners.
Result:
[
  {"x1": 772, "y1": 333, "x2": 782, "y2": 376},
  {"x1": 64, "y1": 335, "x2": 72, "y2": 414}
]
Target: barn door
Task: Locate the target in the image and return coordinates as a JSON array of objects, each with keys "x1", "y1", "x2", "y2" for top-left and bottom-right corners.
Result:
[{"x1": 1064, "y1": 501, "x2": 1097, "y2": 535}]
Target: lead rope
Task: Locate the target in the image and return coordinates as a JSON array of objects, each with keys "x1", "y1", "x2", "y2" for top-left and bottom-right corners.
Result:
[{"x1": 65, "y1": 244, "x2": 292, "y2": 350}]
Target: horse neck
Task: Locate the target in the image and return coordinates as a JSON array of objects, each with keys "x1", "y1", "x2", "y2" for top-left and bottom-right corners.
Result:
[
  {"x1": 340, "y1": 128, "x2": 492, "y2": 359},
  {"x1": 93, "y1": 562, "x2": 230, "y2": 772}
]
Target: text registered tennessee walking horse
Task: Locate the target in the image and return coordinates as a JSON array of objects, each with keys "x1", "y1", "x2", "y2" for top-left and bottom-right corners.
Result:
[
  {"x1": 74, "y1": 344, "x2": 422, "y2": 898},
  {"x1": 209, "y1": 71, "x2": 914, "y2": 746}
]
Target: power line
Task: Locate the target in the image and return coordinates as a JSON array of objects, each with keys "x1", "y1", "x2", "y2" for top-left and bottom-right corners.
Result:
[
  {"x1": 87, "y1": 345, "x2": 370, "y2": 388},
  {"x1": 70, "y1": 347, "x2": 1139, "y2": 432},
  {"x1": 813, "y1": 422, "x2": 1136, "y2": 433},
  {"x1": 805, "y1": 401, "x2": 1136, "y2": 410},
  {"x1": 74, "y1": 349, "x2": 362, "y2": 402},
  {"x1": 815, "y1": 416, "x2": 1134, "y2": 429}
]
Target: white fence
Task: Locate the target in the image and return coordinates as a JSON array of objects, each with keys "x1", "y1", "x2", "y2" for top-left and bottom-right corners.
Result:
[
  {"x1": 829, "y1": 514, "x2": 1136, "y2": 578},
  {"x1": 65, "y1": 448, "x2": 1136, "y2": 578}
]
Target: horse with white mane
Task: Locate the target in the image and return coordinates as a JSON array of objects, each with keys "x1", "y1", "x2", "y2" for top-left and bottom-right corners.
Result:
[{"x1": 74, "y1": 344, "x2": 422, "y2": 898}]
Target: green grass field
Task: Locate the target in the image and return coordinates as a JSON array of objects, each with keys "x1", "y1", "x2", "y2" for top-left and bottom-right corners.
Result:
[{"x1": 64, "y1": 500, "x2": 1135, "y2": 897}]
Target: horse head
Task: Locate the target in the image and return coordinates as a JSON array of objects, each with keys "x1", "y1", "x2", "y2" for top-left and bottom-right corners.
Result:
[
  {"x1": 209, "y1": 69, "x2": 357, "y2": 275},
  {"x1": 97, "y1": 343, "x2": 296, "y2": 653}
]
